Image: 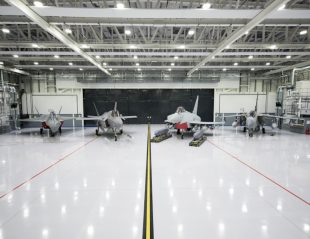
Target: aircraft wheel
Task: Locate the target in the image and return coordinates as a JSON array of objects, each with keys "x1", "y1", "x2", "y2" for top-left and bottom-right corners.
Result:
[
  {"x1": 181, "y1": 134, "x2": 184, "y2": 139},
  {"x1": 177, "y1": 129, "x2": 181, "y2": 135},
  {"x1": 262, "y1": 128, "x2": 266, "y2": 134},
  {"x1": 40, "y1": 128, "x2": 43, "y2": 135},
  {"x1": 59, "y1": 127, "x2": 62, "y2": 134},
  {"x1": 95, "y1": 129, "x2": 99, "y2": 136},
  {"x1": 115, "y1": 136, "x2": 117, "y2": 141},
  {"x1": 249, "y1": 133, "x2": 253, "y2": 137},
  {"x1": 120, "y1": 129, "x2": 123, "y2": 135},
  {"x1": 243, "y1": 127, "x2": 246, "y2": 132},
  {"x1": 50, "y1": 130, "x2": 55, "y2": 137}
]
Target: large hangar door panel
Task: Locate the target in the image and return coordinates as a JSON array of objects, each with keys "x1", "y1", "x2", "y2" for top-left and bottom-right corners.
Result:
[{"x1": 83, "y1": 89, "x2": 214, "y2": 124}]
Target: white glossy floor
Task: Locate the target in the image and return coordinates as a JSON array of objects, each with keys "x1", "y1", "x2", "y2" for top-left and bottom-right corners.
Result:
[{"x1": 0, "y1": 125, "x2": 309, "y2": 239}]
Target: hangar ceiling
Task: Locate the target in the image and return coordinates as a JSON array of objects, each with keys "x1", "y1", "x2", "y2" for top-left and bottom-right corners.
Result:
[{"x1": 0, "y1": 0, "x2": 309, "y2": 81}]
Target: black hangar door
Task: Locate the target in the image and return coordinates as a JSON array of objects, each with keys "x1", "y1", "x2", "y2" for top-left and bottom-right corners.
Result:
[{"x1": 83, "y1": 89, "x2": 214, "y2": 124}]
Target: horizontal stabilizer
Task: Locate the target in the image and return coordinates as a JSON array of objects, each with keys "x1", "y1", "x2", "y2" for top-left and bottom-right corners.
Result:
[
  {"x1": 121, "y1": 115, "x2": 138, "y2": 120},
  {"x1": 190, "y1": 121, "x2": 225, "y2": 125}
]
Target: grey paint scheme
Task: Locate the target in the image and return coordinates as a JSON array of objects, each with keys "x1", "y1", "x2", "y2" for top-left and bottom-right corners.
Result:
[
  {"x1": 78, "y1": 103, "x2": 137, "y2": 141},
  {"x1": 19, "y1": 110, "x2": 75, "y2": 136}
]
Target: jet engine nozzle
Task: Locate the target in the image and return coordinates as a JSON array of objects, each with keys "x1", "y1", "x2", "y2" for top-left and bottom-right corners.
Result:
[{"x1": 232, "y1": 121, "x2": 238, "y2": 128}]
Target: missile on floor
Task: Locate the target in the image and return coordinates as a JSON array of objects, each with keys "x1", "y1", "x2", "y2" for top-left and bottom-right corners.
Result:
[
  {"x1": 151, "y1": 128, "x2": 172, "y2": 143},
  {"x1": 154, "y1": 128, "x2": 169, "y2": 137},
  {"x1": 189, "y1": 129, "x2": 207, "y2": 147}
]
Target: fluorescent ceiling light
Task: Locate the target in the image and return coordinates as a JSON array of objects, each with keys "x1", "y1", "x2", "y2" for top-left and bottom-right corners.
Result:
[
  {"x1": 54, "y1": 55, "x2": 59, "y2": 58},
  {"x1": 225, "y1": 45, "x2": 230, "y2": 49},
  {"x1": 2, "y1": 28, "x2": 10, "y2": 34},
  {"x1": 116, "y1": 3, "x2": 125, "y2": 8},
  {"x1": 0, "y1": 62, "x2": 3, "y2": 65},
  {"x1": 300, "y1": 30, "x2": 308, "y2": 35},
  {"x1": 34, "y1": 62, "x2": 38, "y2": 65},
  {"x1": 13, "y1": 54, "x2": 19, "y2": 58},
  {"x1": 222, "y1": 68, "x2": 227, "y2": 72},
  {"x1": 202, "y1": 3, "x2": 211, "y2": 9},
  {"x1": 68, "y1": 62, "x2": 73, "y2": 66},
  {"x1": 178, "y1": 45, "x2": 185, "y2": 49},
  {"x1": 79, "y1": 68, "x2": 83, "y2": 71},
  {"x1": 188, "y1": 29, "x2": 195, "y2": 36},
  {"x1": 168, "y1": 68, "x2": 172, "y2": 71},
  {"x1": 171, "y1": 63, "x2": 175, "y2": 66},
  {"x1": 33, "y1": 1, "x2": 44, "y2": 7},
  {"x1": 278, "y1": 4, "x2": 285, "y2": 10},
  {"x1": 95, "y1": 55, "x2": 100, "y2": 59},
  {"x1": 136, "y1": 63, "x2": 139, "y2": 66},
  {"x1": 286, "y1": 55, "x2": 291, "y2": 59},
  {"x1": 248, "y1": 55, "x2": 253, "y2": 59},
  {"x1": 133, "y1": 55, "x2": 138, "y2": 59},
  {"x1": 130, "y1": 45, "x2": 137, "y2": 49},
  {"x1": 174, "y1": 56, "x2": 179, "y2": 60},
  {"x1": 125, "y1": 29, "x2": 131, "y2": 35},
  {"x1": 233, "y1": 62, "x2": 238, "y2": 66},
  {"x1": 266, "y1": 62, "x2": 270, "y2": 66},
  {"x1": 109, "y1": 68, "x2": 112, "y2": 71},
  {"x1": 81, "y1": 44, "x2": 89, "y2": 49},
  {"x1": 137, "y1": 68, "x2": 141, "y2": 71},
  {"x1": 251, "y1": 68, "x2": 255, "y2": 71},
  {"x1": 32, "y1": 43, "x2": 39, "y2": 48},
  {"x1": 103, "y1": 62, "x2": 107, "y2": 66},
  {"x1": 65, "y1": 28, "x2": 72, "y2": 34},
  {"x1": 49, "y1": 68, "x2": 53, "y2": 71},
  {"x1": 269, "y1": 44, "x2": 277, "y2": 50},
  {"x1": 245, "y1": 31, "x2": 249, "y2": 35}
]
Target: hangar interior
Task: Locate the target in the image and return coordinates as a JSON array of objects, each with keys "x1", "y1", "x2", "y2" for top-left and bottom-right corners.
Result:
[{"x1": 0, "y1": 0, "x2": 310, "y2": 239}]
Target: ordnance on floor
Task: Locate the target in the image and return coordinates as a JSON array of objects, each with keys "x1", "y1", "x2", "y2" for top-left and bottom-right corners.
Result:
[
  {"x1": 151, "y1": 128, "x2": 172, "y2": 143},
  {"x1": 189, "y1": 130, "x2": 207, "y2": 147}
]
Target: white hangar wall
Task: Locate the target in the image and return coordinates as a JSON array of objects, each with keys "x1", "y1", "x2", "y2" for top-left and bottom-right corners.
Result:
[{"x1": 21, "y1": 72, "x2": 279, "y2": 118}]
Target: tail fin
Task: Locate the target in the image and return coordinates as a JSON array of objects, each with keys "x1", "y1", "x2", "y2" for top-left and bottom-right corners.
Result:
[
  {"x1": 93, "y1": 102, "x2": 100, "y2": 116},
  {"x1": 192, "y1": 95, "x2": 199, "y2": 115},
  {"x1": 34, "y1": 106, "x2": 40, "y2": 116},
  {"x1": 254, "y1": 93, "x2": 258, "y2": 112},
  {"x1": 58, "y1": 106, "x2": 63, "y2": 115},
  {"x1": 114, "y1": 102, "x2": 117, "y2": 111}
]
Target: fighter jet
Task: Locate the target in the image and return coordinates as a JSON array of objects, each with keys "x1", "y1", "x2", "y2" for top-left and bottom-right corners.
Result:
[
  {"x1": 78, "y1": 102, "x2": 137, "y2": 141},
  {"x1": 19, "y1": 107, "x2": 74, "y2": 136},
  {"x1": 165, "y1": 96, "x2": 224, "y2": 139},
  {"x1": 228, "y1": 94, "x2": 300, "y2": 137}
]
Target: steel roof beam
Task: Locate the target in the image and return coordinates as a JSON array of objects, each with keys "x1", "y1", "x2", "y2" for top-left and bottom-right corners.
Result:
[
  {"x1": 187, "y1": 0, "x2": 290, "y2": 76},
  {"x1": 4, "y1": 0, "x2": 110, "y2": 76},
  {"x1": 1, "y1": 50, "x2": 310, "y2": 57}
]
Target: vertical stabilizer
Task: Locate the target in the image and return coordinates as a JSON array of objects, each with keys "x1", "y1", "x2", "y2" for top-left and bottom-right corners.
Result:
[
  {"x1": 114, "y1": 102, "x2": 117, "y2": 111},
  {"x1": 93, "y1": 102, "x2": 100, "y2": 116},
  {"x1": 192, "y1": 95, "x2": 199, "y2": 115},
  {"x1": 58, "y1": 106, "x2": 63, "y2": 115},
  {"x1": 254, "y1": 93, "x2": 259, "y2": 112}
]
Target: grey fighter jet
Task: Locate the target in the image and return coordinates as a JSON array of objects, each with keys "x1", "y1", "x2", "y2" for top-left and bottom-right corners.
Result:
[
  {"x1": 78, "y1": 102, "x2": 137, "y2": 141},
  {"x1": 227, "y1": 94, "x2": 299, "y2": 137},
  {"x1": 19, "y1": 107, "x2": 74, "y2": 136},
  {"x1": 165, "y1": 96, "x2": 224, "y2": 139}
]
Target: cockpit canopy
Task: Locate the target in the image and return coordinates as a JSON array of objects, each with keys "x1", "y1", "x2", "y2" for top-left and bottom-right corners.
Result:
[
  {"x1": 176, "y1": 106, "x2": 186, "y2": 113},
  {"x1": 111, "y1": 110, "x2": 120, "y2": 117},
  {"x1": 49, "y1": 111, "x2": 57, "y2": 119},
  {"x1": 249, "y1": 110, "x2": 256, "y2": 117}
]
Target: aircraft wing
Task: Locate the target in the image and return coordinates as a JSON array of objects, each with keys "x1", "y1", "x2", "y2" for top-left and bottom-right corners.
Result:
[
  {"x1": 223, "y1": 114, "x2": 246, "y2": 118},
  {"x1": 76, "y1": 116, "x2": 103, "y2": 121},
  {"x1": 189, "y1": 121, "x2": 225, "y2": 126},
  {"x1": 258, "y1": 114, "x2": 303, "y2": 120},
  {"x1": 121, "y1": 116, "x2": 138, "y2": 120},
  {"x1": 19, "y1": 118, "x2": 44, "y2": 122},
  {"x1": 59, "y1": 116, "x2": 75, "y2": 121}
]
